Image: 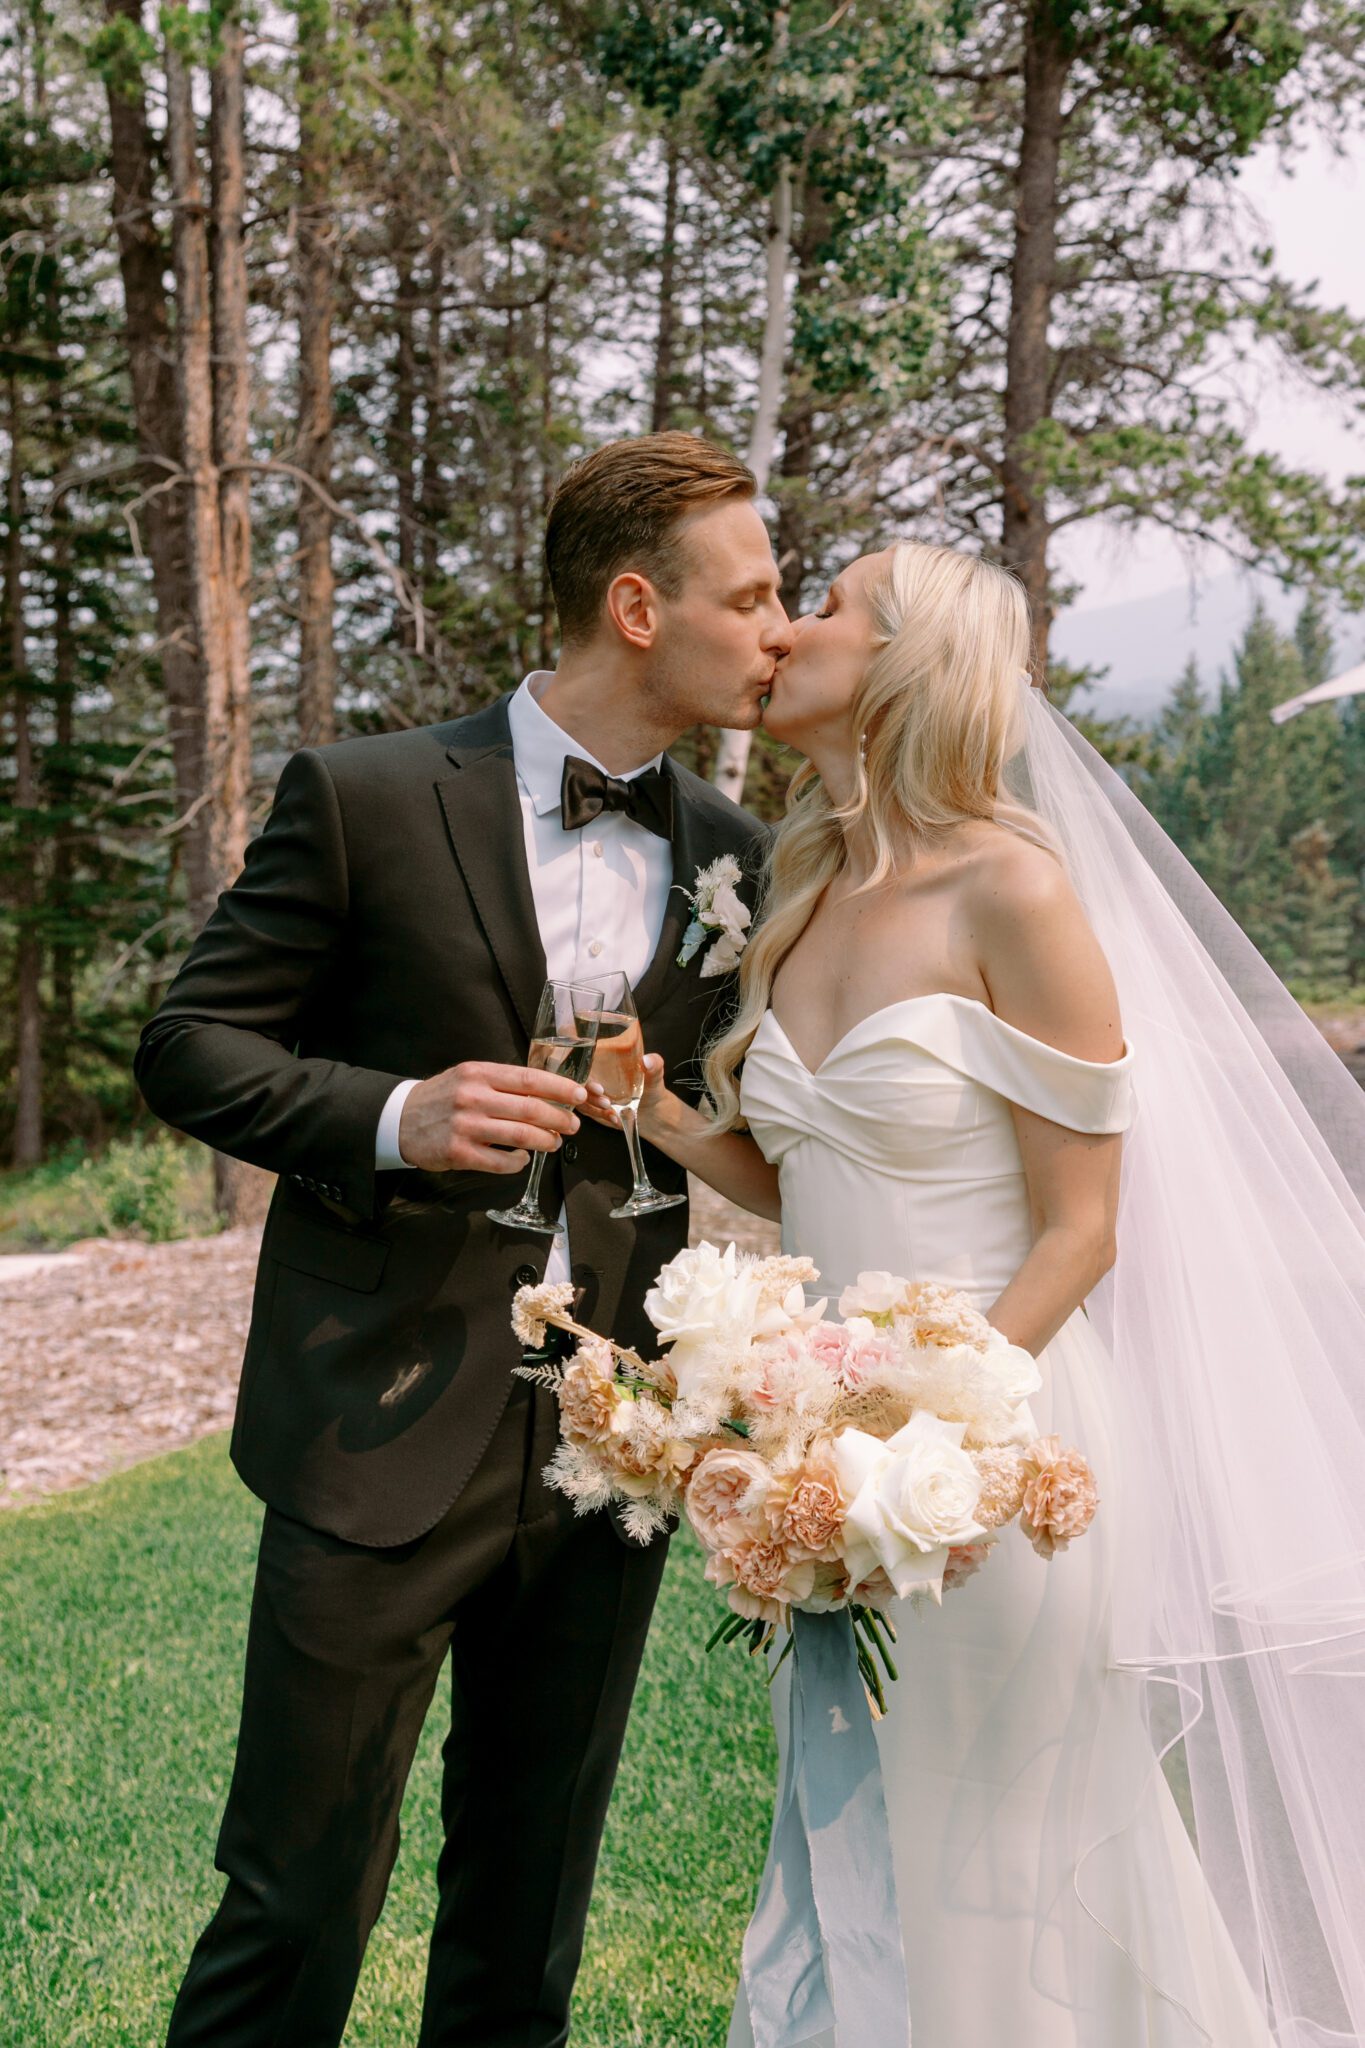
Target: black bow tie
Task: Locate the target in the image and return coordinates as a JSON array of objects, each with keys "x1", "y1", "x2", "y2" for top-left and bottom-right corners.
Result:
[{"x1": 559, "y1": 755, "x2": 674, "y2": 839}]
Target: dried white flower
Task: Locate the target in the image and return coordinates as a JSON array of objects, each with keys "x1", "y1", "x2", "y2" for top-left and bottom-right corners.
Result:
[{"x1": 511, "y1": 1281, "x2": 577, "y2": 1350}]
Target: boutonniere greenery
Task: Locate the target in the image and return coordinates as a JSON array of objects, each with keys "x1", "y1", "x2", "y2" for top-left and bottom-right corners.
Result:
[{"x1": 676, "y1": 854, "x2": 752, "y2": 979}]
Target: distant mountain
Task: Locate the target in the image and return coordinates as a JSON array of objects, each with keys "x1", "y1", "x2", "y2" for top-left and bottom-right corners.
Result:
[{"x1": 1050, "y1": 572, "x2": 1356, "y2": 723}]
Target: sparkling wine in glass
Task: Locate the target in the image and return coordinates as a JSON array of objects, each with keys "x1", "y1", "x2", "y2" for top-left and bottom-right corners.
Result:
[
  {"x1": 591, "y1": 972, "x2": 686, "y2": 1219},
  {"x1": 486, "y1": 979, "x2": 603, "y2": 1238}
]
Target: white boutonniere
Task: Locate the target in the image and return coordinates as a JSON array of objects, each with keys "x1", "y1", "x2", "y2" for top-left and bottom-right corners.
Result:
[{"x1": 676, "y1": 854, "x2": 752, "y2": 978}]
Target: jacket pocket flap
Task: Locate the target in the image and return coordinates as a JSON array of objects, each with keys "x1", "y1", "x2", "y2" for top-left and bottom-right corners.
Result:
[{"x1": 273, "y1": 1215, "x2": 390, "y2": 1292}]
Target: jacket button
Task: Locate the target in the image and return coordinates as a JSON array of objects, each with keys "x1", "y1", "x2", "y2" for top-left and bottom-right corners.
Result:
[
  {"x1": 562, "y1": 1140, "x2": 578, "y2": 1165},
  {"x1": 512, "y1": 1264, "x2": 538, "y2": 1288}
]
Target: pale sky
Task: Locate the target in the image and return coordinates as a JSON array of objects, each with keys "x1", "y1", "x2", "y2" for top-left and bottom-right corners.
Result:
[{"x1": 1057, "y1": 125, "x2": 1365, "y2": 613}]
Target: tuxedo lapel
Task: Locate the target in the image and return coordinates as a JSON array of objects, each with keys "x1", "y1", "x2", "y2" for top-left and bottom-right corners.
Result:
[
  {"x1": 630, "y1": 759, "x2": 722, "y2": 1020},
  {"x1": 435, "y1": 697, "x2": 546, "y2": 1041}
]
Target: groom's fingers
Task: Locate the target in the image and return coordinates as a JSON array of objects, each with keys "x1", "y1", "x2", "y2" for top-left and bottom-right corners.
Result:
[
  {"x1": 397, "y1": 1060, "x2": 588, "y2": 1173},
  {"x1": 474, "y1": 1117, "x2": 567, "y2": 1155}
]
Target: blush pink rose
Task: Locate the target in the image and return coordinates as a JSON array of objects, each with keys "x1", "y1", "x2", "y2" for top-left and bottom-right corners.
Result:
[
  {"x1": 685, "y1": 1447, "x2": 772, "y2": 1549},
  {"x1": 805, "y1": 1323, "x2": 851, "y2": 1378},
  {"x1": 841, "y1": 1328, "x2": 897, "y2": 1388}
]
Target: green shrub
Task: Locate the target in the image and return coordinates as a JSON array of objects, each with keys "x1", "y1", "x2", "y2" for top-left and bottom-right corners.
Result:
[
  {"x1": 91, "y1": 1134, "x2": 184, "y2": 1242},
  {"x1": 0, "y1": 1132, "x2": 218, "y2": 1252}
]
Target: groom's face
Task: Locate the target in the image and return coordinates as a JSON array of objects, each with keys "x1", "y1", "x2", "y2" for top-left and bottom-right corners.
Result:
[{"x1": 644, "y1": 498, "x2": 792, "y2": 732}]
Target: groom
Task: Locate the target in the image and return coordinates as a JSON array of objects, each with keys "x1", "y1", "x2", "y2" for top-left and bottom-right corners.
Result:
[{"x1": 135, "y1": 430, "x2": 788, "y2": 2047}]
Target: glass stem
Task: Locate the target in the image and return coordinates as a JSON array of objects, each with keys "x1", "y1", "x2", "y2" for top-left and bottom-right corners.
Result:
[
  {"x1": 521, "y1": 1147, "x2": 549, "y2": 1213},
  {"x1": 619, "y1": 1102, "x2": 650, "y2": 1193}
]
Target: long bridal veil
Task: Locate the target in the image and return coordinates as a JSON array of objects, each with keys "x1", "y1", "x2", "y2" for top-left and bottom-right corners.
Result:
[{"x1": 1006, "y1": 680, "x2": 1365, "y2": 2046}]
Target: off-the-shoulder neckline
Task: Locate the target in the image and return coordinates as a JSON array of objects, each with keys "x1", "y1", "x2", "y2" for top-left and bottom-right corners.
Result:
[{"x1": 761, "y1": 993, "x2": 1133, "y2": 1082}]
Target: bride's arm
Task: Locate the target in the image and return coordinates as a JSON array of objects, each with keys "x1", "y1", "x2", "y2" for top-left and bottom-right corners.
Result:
[
  {"x1": 624, "y1": 1057, "x2": 782, "y2": 1222},
  {"x1": 970, "y1": 835, "x2": 1126, "y2": 1355}
]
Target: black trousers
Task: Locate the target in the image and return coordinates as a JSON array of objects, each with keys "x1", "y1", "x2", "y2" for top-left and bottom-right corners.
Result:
[{"x1": 164, "y1": 1379, "x2": 668, "y2": 2048}]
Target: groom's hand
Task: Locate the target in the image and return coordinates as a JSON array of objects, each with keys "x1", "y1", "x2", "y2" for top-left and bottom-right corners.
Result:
[{"x1": 397, "y1": 1061, "x2": 596, "y2": 1175}]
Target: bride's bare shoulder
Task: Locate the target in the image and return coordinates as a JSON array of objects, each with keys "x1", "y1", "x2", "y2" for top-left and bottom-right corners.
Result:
[
  {"x1": 955, "y1": 824, "x2": 1124, "y2": 1058},
  {"x1": 955, "y1": 820, "x2": 1073, "y2": 914}
]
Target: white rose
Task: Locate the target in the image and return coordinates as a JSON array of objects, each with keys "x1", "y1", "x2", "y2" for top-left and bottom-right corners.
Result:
[
  {"x1": 644, "y1": 1240, "x2": 762, "y2": 1349},
  {"x1": 707, "y1": 880, "x2": 751, "y2": 938},
  {"x1": 838, "y1": 1271, "x2": 905, "y2": 1321},
  {"x1": 982, "y1": 1342, "x2": 1043, "y2": 1441},
  {"x1": 832, "y1": 1413, "x2": 987, "y2": 1603},
  {"x1": 752, "y1": 1281, "x2": 825, "y2": 1342}
]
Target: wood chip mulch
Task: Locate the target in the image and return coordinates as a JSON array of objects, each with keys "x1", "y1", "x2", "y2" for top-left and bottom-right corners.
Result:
[{"x1": 0, "y1": 1181, "x2": 778, "y2": 1510}]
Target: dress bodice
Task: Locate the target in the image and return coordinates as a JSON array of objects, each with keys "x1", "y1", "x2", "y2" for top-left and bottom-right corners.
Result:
[{"x1": 740, "y1": 994, "x2": 1135, "y2": 1303}]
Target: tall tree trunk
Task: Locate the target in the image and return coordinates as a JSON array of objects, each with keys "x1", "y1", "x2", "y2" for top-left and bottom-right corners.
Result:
[
  {"x1": 50, "y1": 511, "x2": 77, "y2": 1059},
  {"x1": 209, "y1": 14, "x2": 252, "y2": 892},
  {"x1": 209, "y1": 12, "x2": 270, "y2": 1227},
  {"x1": 102, "y1": 0, "x2": 208, "y2": 917},
  {"x1": 745, "y1": 169, "x2": 793, "y2": 494},
  {"x1": 391, "y1": 246, "x2": 418, "y2": 651},
  {"x1": 537, "y1": 282, "x2": 555, "y2": 669},
  {"x1": 416, "y1": 242, "x2": 448, "y2": 593},
  {"x1": 1001, "y1": 2, "x2": 1068, "y2": 681},
  {"x1": 713, "y1": 8, "x2": 792, "y2": 806},
  {"x1": 165, "y1": 38, "x2": 231, "y2": 939},
  {"x1": 710, "y1": 159, "x2": 792, "y2": 805},
  {"x1": 5, "y1": 375, "x2": 43, "y2": 1166},
  {"x1": 506, "y1": 305, "x2": 532, "y2": 670},
  {"x1": 295, "y1": 0, "x2": 337, "y2": 748},
  {"x1": 650, "y1": 133, "x2": 682, "y2": 433},
  {"x1": 772, "y1": 182, "x2": 830, "y2": 613}
]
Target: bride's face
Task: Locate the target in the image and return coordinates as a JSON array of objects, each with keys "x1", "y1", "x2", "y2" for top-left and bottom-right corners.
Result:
[{"x1": 761, "y1": 549, "x2": 888, "y2": 755}]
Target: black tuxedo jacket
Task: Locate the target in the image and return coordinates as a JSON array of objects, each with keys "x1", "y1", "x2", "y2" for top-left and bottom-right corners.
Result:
[{"x1": 134, "y1": 694, "x2": 769, "y2": 1546}]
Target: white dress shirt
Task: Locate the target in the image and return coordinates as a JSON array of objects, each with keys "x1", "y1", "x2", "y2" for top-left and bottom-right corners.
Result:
[{"x1": 374, "y1": 672, "x2": 674, "y2": 1283}]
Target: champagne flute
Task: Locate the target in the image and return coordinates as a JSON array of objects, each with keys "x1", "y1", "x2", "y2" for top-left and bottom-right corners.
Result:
[
  {"x1": 590, "y1": 971, "x2": 686, "y2": 1219},
  {"x1": 486, "y1": 979, "x2": 604, "y2": 1237}
]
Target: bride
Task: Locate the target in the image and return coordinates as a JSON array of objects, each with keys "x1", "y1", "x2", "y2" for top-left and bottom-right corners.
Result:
[{"x1": 627, "y1": 540, "x2": 1365, "y2": 2045}]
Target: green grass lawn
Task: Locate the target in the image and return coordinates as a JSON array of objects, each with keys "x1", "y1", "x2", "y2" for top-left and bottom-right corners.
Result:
[{"x1": 0, "y1": 1438, "x2": 775, "y2": 2048}]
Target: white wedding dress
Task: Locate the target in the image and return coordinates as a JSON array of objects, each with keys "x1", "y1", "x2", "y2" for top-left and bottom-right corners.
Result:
[{"x1": 729, "y1": 993, "x2": 1277, "y2": 2048}]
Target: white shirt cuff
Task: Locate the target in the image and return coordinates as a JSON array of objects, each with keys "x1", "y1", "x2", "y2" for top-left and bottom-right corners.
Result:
[{"x1": 375, "y1": 1078, "x2": 421, "y2": 1168}]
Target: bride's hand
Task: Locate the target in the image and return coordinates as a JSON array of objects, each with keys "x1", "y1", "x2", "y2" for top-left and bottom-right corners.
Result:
[
  {"x1": 635, "y1": 1053, "x2": 677, "y2": 1142},
  {"x1": 577, "y1": 1053, "x2": 675, "y2": 1134}
]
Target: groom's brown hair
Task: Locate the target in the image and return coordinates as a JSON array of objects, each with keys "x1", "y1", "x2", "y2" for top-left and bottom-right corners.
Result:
[{"x1": 546, "y1": 432, "x2": 756, "y2": 647}]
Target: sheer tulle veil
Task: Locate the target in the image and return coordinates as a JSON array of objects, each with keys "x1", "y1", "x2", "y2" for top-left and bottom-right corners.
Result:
[{"x1": 1005, "y1": 679, "x2": 1365, "y2": 2046}]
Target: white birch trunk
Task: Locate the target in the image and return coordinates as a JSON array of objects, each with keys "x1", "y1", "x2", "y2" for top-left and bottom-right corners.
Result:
[
  {"x1": 712, "y1": 10, "x2": 793, "y2": 807},
  {"x1": 165, "y1": 40, "x2": 231, "y2": 932}
]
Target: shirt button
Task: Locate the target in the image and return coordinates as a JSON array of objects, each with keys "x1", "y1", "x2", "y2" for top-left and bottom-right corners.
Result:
[
  {"x1": 590, "y1": 841, "x2": 604, "y2": 859},
  {"x1": 588, "y1": 940, "x2": 603, "y2": 956}
]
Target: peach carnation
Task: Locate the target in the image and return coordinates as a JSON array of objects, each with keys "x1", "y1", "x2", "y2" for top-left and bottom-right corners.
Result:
[
  {"x1": 778, "y1": 1449, "x2": 846, "y2": 1560},
  {"x1": 970, "y1": 1444, "x2": 1029, "y2": 1528},
  {"x1": 1018, "y1": 1435, "x2": 1099, "y2": 1558},
  {"x1": 558, "y1": 1348, "x2": 620, "y2": 1444}
]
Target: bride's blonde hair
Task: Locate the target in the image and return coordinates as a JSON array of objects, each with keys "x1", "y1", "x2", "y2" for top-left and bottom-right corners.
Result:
[{"x1": 702, "y1": 539, "x2": 1057, "y2": 1129}]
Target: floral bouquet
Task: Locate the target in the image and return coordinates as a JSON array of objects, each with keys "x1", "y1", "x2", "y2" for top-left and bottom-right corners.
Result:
[{"x1": 512, "y1": 1242, "x2": 1099, "y2": 1707}]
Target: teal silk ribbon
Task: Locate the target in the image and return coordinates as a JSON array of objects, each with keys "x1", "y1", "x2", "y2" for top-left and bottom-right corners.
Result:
[{"x1": 729, "y1": 1609, "x2": 912, "y2": 2048}]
